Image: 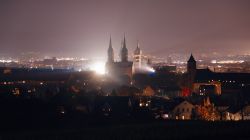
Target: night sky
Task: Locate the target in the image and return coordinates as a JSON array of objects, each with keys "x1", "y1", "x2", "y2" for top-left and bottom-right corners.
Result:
[{"x1": 0, "y1": 0, "x2": 250, "y2": 58}]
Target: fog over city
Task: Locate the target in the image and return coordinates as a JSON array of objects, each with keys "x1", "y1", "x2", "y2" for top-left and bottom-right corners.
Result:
[{"x1": 1, "y1": 0, "x2": 250, "y2": 59}]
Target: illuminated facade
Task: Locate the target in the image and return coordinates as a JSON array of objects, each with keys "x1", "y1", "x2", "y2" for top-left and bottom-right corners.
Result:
[
  {"x1": 133, "y1": 41, "x2": 142, "y2": 73},
  {"x1": 172, "y1": 101, "x2": 194, "y2": 120}
]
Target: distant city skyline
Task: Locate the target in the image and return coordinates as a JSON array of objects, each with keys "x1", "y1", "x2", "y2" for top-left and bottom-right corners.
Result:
[{"x1": 1, "y1": 0, "x2": 250, "y2": 58}]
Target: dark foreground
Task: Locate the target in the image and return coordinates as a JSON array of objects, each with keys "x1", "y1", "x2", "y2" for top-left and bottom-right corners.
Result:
[{"x1": 1, "y1": 121, "x2": 250, "y2": 140}]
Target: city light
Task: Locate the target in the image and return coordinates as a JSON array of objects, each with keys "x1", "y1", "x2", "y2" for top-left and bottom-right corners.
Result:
[
  {"x1": 217, "y1": 60, "x2": 244, "y2": 64},
  {"x1": 90, "y1": 61, "x2": 106, "y2": 75},
  {"x1": 211, "y1": 60, "x2": 217, "y2": 64},
  {"x1": 146, "y1": 66, "x2": 155, "y2": 73}
]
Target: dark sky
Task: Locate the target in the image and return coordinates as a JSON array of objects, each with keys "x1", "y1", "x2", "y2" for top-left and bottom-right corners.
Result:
[{"x1": 1, "y1": 0, "x2": 250, "y2": 58}]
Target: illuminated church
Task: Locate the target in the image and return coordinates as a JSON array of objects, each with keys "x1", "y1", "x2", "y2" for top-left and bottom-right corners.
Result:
[
  {"x1": 105, "y1": 36, "x2": 133, "y2": 84},
  {"x1": 185, "y1": 54, "x2": 250, "y2": 96}
]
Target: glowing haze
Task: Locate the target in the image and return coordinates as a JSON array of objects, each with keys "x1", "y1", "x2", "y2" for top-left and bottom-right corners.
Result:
[
  {"x1": 1, "y1": 0, "x2": 250, "y2": 58},
  {"x1": 89, "y1": 61, "x2": 106, "y2": 75}
]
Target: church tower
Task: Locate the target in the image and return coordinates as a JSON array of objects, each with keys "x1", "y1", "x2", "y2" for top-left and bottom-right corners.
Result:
[
  {"x1": 187, "y1": 54, "x2": 196, "y2": 74},
  {"x1": 133, "y1": 40, "x2": 142, "y2": 73},
  {"x1": 107, "y1": 36, "x2": 114, "y2": 63},
  {"x1": 121, "y1": 35, "x2": 128, "y2": 62},
  {"x1": 187, "y1": 54, "x2": 197, "y2": 90}
]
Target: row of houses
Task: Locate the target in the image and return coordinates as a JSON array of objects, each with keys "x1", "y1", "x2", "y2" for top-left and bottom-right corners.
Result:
[
  {"x1": 156, "y1": 97, "x2": 250, "y2": 121},
  {"x1": 84, "y1": 96, "x2": 250, "y2": 121}
]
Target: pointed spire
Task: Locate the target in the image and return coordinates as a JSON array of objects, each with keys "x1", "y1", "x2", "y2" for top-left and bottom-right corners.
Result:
[
  {"x1": 123, "y1": 33, "x2": 126, "y2": 48},
  {"x1": 188, "y1": 53, "x2": 196, "y2": 62},
  {"x1": 121, "y1": 33, "x2": 128, "y2": 62},
  {"x1": 109, "y1": 35, "x2": 112, "y2": 49},
  {"x1": 137, "y1": 40, "x2": 140, "y2": 49},
  {"x1": 107, "y1": 35, "x2": 114, "y2": 63},
  {"x1": 134, "y1": 40, "x2": 141, "y2": 55}
]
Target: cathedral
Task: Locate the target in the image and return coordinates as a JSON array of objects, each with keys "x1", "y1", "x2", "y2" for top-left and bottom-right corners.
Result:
[
  {"x1": 105, "y1": 35, "x2": 150, "y2": 85},
  {"x1": 105, "y1": 35, "x2": 133, "y2": 84}
]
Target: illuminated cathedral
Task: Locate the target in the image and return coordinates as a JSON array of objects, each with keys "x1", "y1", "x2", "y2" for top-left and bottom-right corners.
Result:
[
  {"x1": 105, "y1": 35, "x2": 133, "y2": 84},
  {"x1": 105, "y1": 35, "x2": 151, "y2": 84}
]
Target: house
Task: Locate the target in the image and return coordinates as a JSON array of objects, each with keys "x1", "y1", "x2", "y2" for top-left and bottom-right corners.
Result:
[
  {"x1": 150, "y1": 97, "x2": 195, "y2": 120},
  {"x1": 225, "y1": 105, "x2": 250, "y2": 121},
  {"x1": 225, "y1": 107, "x2": 242, "y2": 121},
  {"x1": 172, "y1": 100, "x2": 195, "y2": 120}
]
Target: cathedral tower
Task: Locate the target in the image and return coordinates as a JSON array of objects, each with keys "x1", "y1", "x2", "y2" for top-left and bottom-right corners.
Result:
[
  {"x1": 121, "y1": 35, "x2": 128, "y2": 62},
  {"x1": 133, "y1": 40, "x2": 142, "y2": 73},
  {"x1": 107, "y1": 36, "x2": 114, "y2": 63},
  {"x1": 105, "y1": 35, "x2": 133, "y2": 85}
]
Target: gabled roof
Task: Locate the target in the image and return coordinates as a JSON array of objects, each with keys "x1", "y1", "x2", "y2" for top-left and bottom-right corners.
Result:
[{"x1": 174, "y1": 100, "x2": 194, "y2": 109}]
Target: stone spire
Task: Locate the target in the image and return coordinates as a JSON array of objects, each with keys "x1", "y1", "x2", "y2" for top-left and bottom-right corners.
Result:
[
  {"x1": 107, "y1": 35, "x2": 114, "y2": 63},
  {"x1": 121, "y1": 34, "x2": 128, "y2": 62},
  {"x1": 188, "y1": 53, "x2": 196, "y2": 63}
]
